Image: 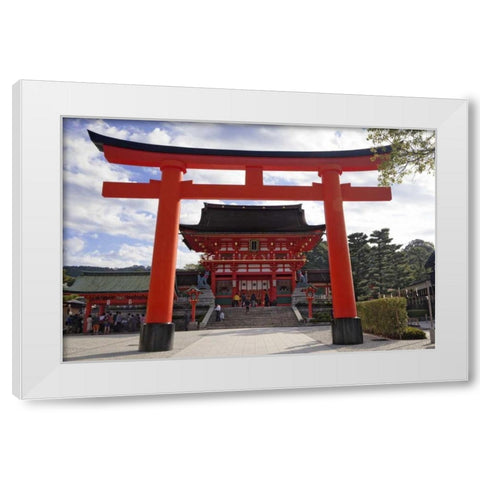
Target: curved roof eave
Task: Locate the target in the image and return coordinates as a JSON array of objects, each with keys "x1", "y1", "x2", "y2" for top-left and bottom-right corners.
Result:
[
  {"x1": 179, "y1": 226, "x2": 326, "y2": 234},
  {"x1": 88, "y1": 129, "x2": 391, "y2": 159}
]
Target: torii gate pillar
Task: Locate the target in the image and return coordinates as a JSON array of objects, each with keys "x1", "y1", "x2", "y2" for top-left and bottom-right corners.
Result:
[
  {"x1": 139, "y1": 163, "x2": 184, "y2": 351},
  {"x1": 321, "y1": 166, "x2": 362, "y2": 344}
]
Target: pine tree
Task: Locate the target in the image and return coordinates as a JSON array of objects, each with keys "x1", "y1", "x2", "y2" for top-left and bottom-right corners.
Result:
[
  {"x1": 367, "y1": 228, "x2": 402, "y2": 297},
  {"x1": 304, "y1": 241, "x2": 329, "y2": 270},
  {"x1": 403, "y1": 239, "x2": 435, "y2": 283},
  {"x1": 391, "y1": 249, "x2": 415, "y2": 291},
  {"x1": 348, "y1": 232, "x2": 371, "y2": 300}
]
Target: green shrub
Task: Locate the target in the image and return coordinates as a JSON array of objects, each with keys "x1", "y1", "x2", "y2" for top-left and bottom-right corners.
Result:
[
  {"x1": 296, "y1": 301, "x2": 332, "y2": 308},
  {"x1": 312, "y1": 311, "x2": 332, "y2": 323},
  {"x1": 357, "y1": 297, "x2": 408, "y2": 339},
  {"x1": 401, "y1": 326, "x2": 427, "y2": 339}
]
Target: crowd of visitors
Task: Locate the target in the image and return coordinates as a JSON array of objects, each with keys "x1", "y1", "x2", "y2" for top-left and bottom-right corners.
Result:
[
  {"x1": 64, "y1": 312, "x2": 146, "y2": 335},
  {"x1": 232, "y1": 290, "x2": 270, "y2": 308},
  {"x1": 65, "y1": 290, "x2": 275, "y2": 334}
]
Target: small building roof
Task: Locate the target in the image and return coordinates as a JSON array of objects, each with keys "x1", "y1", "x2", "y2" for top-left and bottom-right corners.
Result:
[
  {"x1": 65, "y1": 271, "x2": 150, "y2": 294},
  {"x1": 66, "y1": 298, "x2": 86, "y2": 306},
  {"x1": 176, "y1": 270, "x2": 202, "y2": 287},
  {"x1": 180, "y1": 203, "x2": 325, "y2": 234},
  {"x1": 64, "y1": 271, "x2": 202, "y2": 295},
  {"x1": 306, "y1": 269, "x2": 331, "y2": 283}
]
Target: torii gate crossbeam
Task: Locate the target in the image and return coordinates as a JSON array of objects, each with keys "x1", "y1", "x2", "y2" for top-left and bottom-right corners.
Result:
[{"x1": 88, "y1": 130, "x2": 392, "y2": 351}]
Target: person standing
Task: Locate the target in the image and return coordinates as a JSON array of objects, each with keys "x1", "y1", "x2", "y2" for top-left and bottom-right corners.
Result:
[
  {"x1": 103, "y1": 313, "x2": 111, "y2": 334},
  {"x1": 86, "y1": 314, "x2": 93, "y2": 334},
  {"x1": 183, "y1": 310, "x2": 190, "y2": 331},
  {"x1": 241, "y1": 292, "x2": 246, "y2": 307},
  {"x1": 233, "y1": 293, "x2": 240, "y2": 307},
  {"x1": 264, "y1": 291, "x2": 270, "y2": 307},
  {"x1": 215, "y1": 304, "x2": 222, "y2": 321},
  {"x1": 92, "y1": 315, "x2": 100, "y2": 334}
]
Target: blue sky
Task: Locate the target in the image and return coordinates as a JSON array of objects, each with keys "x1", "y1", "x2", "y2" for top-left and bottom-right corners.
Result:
[{"x1": 63, "y1": 118, "x2": 435, "y2": 268}]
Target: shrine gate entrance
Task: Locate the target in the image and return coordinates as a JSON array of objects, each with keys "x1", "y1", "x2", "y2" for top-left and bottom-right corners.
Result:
[
  {"x1": 88, "y1": 130, "x2": 392, "y2": 351},
  {"x1": 180, "y1": 202, "x2": 327, "y2": 307}
]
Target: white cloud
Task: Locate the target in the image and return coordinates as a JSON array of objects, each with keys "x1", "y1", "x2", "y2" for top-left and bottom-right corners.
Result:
[
  {"x1": 117, "y1": 243, "x2": 153, "y2": 264},
  {"x1": 65, "y1": 242, "x2": 154, "y2": 268},
  {"x1": 176, "y1": 246, "x2": 202, "y2": 269},
  {"x1": 63, "y1": 128, "x2": 159, "y2": 243},
  {"x1": 145, "y1": 128, "x2": 172, "y2": 145},
  {"x1": 179, "y1": 199, "x2": 207, "y2": 224},
  {"x1": 63, "y1": 237, "x2": 85, "y2": 257},
  {"x1": 85, "y1": 120, "x2": 134, "y2": 141},
  {"x1": 63, "y1": 193, "x2": 157, "y2": 242},
  {"x1": 187, "y1": 169, "x2": 246, "y2": 185}
]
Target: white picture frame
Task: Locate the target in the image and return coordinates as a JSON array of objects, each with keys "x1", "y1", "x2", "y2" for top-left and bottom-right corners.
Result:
[{"x1": 12, "y1": 80, "x2": 468, "y2": 399}]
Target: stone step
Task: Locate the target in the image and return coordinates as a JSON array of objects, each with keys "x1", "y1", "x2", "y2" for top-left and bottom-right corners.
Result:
[{"x1": 207, "y1": 306, "x2": 299, "y2": 329}]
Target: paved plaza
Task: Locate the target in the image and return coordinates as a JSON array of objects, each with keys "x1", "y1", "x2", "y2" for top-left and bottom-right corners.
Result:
[{"x1": 63, "y1": 325, "x2": 433, "y2": 362}]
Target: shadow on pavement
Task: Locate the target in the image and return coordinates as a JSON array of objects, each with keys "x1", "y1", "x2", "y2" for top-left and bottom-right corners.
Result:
[{"x1": 63, "y1": 350, "x2": 152, "y2": 362}]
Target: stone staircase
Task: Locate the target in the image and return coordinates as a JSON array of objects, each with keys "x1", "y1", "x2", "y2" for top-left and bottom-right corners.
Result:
[{"x1": 206, "y1": 306, "x2": 300, "y2": 329}]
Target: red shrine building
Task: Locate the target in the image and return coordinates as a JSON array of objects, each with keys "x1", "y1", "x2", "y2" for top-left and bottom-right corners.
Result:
[
  {"x1": 180, "y1": 203, "x2": 325, "y2": 306},
  {"x1": 64, "y1": 271, "x2": 150, "y2": 332}
]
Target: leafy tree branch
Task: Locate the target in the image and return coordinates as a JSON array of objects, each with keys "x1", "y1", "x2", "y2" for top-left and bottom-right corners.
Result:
[{"x1": 367, "y1": 129, "x2": 436, "y2": 186}]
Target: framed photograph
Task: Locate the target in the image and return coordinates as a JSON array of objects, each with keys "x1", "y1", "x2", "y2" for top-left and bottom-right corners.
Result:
[{"x1": 13, "y1": 80, "x2": 468, "y2": 399}]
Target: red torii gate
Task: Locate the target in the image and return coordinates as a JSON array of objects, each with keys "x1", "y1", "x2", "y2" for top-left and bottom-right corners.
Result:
[{"x1": 88, "y1": 130, "x2": 392, "y2": 351}]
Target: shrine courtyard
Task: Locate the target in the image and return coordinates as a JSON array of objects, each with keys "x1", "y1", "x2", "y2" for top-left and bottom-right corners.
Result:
[{"x1": 63, "y1": 325, "x2": 433, "y2": 363}]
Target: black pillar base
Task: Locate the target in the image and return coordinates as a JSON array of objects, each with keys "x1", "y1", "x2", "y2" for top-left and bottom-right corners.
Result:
[
  {"x1": 139, "y1": 323, "x2": 175, "y2": 352},
  {"x1": 331, "y1": 317, "x2": 363, "y2": 345}
]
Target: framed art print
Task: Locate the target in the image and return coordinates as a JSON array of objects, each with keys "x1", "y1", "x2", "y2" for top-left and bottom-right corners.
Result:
[{"x1": 12, "y1": 80, "x2": 468, "y2": 399}]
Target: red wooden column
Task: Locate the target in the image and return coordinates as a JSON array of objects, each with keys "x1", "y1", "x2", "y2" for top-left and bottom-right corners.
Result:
[
  {"x1": 139, "y1": 161, "x2": 185, "y2": 351},
  {"x1": 210, "y1": 269, "x2": 217, "y2": 299},
  {"x1": 82, "y1": 301, "x2": 92, "y2": 334},
  {"x1": 271, "y1": 270, "x2": 277, "y2": 303},
  {"x1": 291, "y1": 269, "x2": 297, "y2": 290},
  {"x1": 320, "y1": 165, "x2": 363, "y2": 344},
  {"x1": 232, "y1": 269, "x2": 238, "y2": 293}
]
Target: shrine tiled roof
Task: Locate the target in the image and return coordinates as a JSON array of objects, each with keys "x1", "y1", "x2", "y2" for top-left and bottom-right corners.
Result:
[
  {"x1": 64, "y1": 270, "x2": 203, "y2": 294},
  {"x1": 180, "y1": 203, "x2": 325, "y2": 234},
  {"x1": 306, "y1": 269, "x2": 331, "y2": 283},
  {"x1": 64, "y1": 271, "x2": 151, "y2": 294}
]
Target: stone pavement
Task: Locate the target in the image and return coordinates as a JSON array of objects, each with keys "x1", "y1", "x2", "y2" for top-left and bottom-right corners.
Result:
[{"x1": 63, "y1": 325, "x2": 433, "y2": 363}]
